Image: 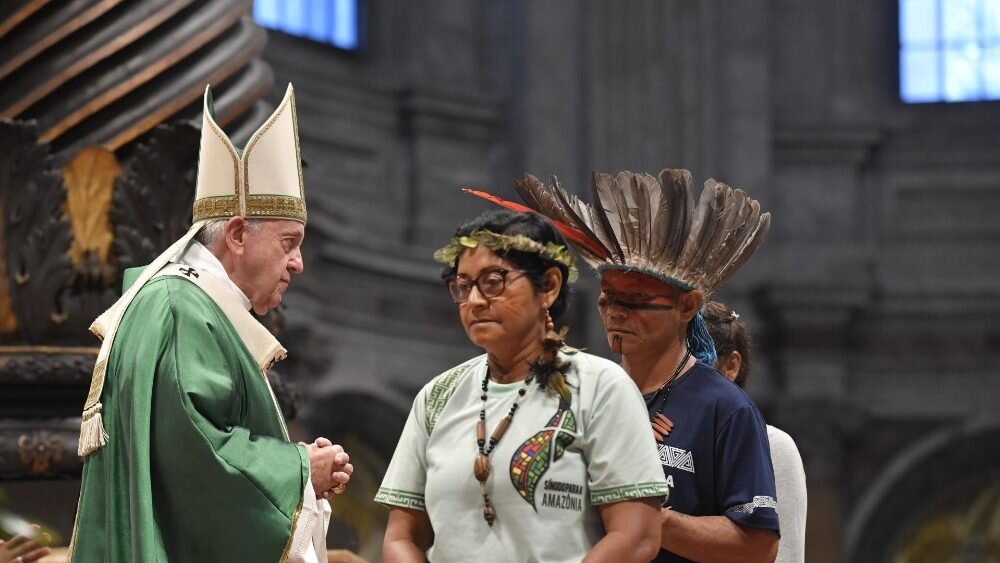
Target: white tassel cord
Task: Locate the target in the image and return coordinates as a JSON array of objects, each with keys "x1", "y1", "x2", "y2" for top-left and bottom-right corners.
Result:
[{"x1": 78, "y1": 403, "x2": 109, "y2": 457}]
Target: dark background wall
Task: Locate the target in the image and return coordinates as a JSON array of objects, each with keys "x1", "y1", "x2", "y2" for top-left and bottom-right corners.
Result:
[{"x1": 4, "y1": 1, "x2": 998, "y2": 561}]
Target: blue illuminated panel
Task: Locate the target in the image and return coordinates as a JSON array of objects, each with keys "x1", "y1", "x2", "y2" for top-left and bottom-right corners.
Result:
[
  {"x1": 253, "y1": 0, "x2": 360, "y2": 51},
  {"x1": 900, "y1": 0, "x2": 1000, "y2": 103}
]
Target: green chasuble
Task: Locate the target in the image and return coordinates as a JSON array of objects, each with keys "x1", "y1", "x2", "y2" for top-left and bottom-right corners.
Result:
[{"x1": 70, "y1": 272, "x2": 309, "y2": 562}]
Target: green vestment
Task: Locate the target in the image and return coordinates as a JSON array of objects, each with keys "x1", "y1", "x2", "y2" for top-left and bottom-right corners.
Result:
[{"x1": 70, "y1": 272, "x2": 309, "y2": 562}]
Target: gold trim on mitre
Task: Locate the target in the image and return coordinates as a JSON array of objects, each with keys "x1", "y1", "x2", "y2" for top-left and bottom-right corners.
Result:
[{"x1": 193, "y1": 84, "x2": 306, "y2": 224}]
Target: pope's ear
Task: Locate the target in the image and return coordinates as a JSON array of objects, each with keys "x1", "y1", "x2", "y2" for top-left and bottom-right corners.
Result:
[{"x1": 223, "y1": 216, "x2": 247, "y2": 256}]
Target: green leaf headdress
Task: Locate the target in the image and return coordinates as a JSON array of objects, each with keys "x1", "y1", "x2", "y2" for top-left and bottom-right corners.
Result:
[{"x1": 433, "y1": 229, "x2": 579, "y2": 284}]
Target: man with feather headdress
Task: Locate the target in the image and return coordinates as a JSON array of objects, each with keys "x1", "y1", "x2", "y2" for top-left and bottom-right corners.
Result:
[{"x1": 502, "y1": 169, "x2": 780, "y2": 562}]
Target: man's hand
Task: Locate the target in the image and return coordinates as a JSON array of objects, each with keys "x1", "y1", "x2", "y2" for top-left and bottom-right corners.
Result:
[
  {"x1": 307, "y1": 437, "x2": 353, "y2": 499},
  {"x1": 0, "y1": 525, "x2": 52, "y2": 563}
]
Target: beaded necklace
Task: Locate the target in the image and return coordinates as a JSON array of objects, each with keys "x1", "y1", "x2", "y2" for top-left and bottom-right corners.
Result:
[{"x1": 473, "y1": 369, "x2": 533, "y2": 526}]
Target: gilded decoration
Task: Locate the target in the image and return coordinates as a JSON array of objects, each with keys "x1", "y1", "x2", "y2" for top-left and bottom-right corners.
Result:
[
  {"x1": 192, "y1": 195, "x2": 239, "y2": 222},
  {"x1": 64, "y1": 147, "x2": 120, "y2": 266},
  {"x1": 245, "y1": 194, "x2": 307, "y2": 222},
  {"x1": 195, "y1": 193, "x2": 309, "y2": 222}
]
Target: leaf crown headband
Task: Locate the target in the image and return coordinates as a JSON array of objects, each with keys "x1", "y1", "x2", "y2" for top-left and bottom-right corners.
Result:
[{"x1": 434, "y1": 229, "x2": 579, "y2": 284}]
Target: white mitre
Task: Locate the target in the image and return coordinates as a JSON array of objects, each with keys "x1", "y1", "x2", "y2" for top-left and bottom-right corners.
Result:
[
  {"x1": 194, "y1": 83, "x2": 306, "y2": 223},
  {"x1": 78, "y1": 84, "x2": 306, "y2": 456}
]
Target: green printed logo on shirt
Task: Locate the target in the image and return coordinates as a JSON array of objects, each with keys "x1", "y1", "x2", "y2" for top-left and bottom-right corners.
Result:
[{"x1": 509, "y1": 404, "x2": 578, "y2": 509}]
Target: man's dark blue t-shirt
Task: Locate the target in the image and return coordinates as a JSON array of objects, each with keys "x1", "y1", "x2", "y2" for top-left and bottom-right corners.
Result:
[{"x1": 646, "y1": 362, "x2": 779, "y2": 562}]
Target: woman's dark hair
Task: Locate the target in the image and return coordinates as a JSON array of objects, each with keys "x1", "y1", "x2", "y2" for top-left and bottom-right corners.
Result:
[
  {"x1": 442, "y1": 209, "x2": 572, "y2": 323},
  {"x1": 703, "y1": 300, "x2": 752, "y2": 388}
]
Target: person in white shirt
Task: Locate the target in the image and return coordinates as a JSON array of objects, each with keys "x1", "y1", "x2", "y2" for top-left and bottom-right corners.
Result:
[{"x1": 705, "y1": 300, "x2": 808, "y2": 563}]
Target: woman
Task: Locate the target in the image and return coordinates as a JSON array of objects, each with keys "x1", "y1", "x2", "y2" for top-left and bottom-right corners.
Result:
[
  {"x1": 376, "y1": 209, "x2": 667, "y2": 562},
  {"x1": 704, "y1": 301, "x2": 807, "y2": 563}
]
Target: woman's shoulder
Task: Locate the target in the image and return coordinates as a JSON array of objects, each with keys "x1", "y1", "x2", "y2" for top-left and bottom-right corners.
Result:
[
  {"x1": 561, "y1": 349, "x2": 631, "y2": 384},
  {"x1": 417, "y1": 354, "x2": 486, "y2": 397},
  {"x1": 410, "y1": 355, "x2": 486, "y2": 434}
]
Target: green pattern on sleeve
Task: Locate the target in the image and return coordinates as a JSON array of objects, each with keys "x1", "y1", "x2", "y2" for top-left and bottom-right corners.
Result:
[
  {"x1": 590, "y1": 481, "x2": 669, "y2": 505},
  {"x1": 424, "y1": 358, "x2": 477, "y2": 433},
  {"x1": 374, "y1": 487, "x2": 426, "y2": 510}
]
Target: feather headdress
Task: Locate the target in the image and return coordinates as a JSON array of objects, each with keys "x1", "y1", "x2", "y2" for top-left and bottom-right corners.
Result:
[{"x1": 506, "y1": 169, "x2": 771, "y2": 299}]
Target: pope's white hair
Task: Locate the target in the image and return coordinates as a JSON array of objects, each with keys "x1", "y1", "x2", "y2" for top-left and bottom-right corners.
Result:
[{"x1": 195, "y1": 218, "x2": 263, "y2": 248}]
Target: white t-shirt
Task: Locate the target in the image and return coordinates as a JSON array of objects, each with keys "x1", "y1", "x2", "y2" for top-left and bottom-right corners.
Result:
[
  {"x1": 376, "y1": 350, "x2": 668, "y2": 563},
  {"x1": 768, "y1": 425, "x2": 807, "y2": 563}
]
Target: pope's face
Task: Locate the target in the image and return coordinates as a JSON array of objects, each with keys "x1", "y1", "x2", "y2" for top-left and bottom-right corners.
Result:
[
  {"x1": 239, "y1": 219, "x2": 305, "y2": 314},
  {"x1": 597, "y1": 270, "x2": 694, "y2": 357}
]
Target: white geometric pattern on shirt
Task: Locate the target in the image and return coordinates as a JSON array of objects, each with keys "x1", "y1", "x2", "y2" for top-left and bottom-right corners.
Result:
[
  {"x1": 729, "y1": 495, "x2": 778, "y2": 514},
  {"x1": 657, "y1": 444, "x2": 695, "y2": 474}
]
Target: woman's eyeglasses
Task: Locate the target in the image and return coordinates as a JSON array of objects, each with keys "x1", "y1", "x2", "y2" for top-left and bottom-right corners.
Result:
[{"x1": 446, "y1": 268, "x2": 527, "y2": 304}]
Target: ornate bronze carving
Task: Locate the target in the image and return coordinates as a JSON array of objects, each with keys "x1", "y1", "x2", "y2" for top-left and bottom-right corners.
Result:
[
  {"x1": 18, "y1": 430, "x2": 66, "y2": 477},
  {"x1": 0, "y1": 421, "x2": 83, "y2": 480},
  {"x1": 112, "y1": 122, "x2": 199, "y2": 270},
  {"x1": 0, "y1": 119, "x2": 74, "y2": 343}
]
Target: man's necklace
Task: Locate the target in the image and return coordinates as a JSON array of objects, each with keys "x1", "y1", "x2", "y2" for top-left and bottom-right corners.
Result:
[
  {"x1": 644, "y1": 348, "x2": 692, "y2": 407},
  {"x1": 645, "y1": 349, "x2": 691, "y2": 440}
]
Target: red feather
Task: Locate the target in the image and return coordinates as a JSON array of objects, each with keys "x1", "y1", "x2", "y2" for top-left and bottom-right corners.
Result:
[
  {"x1": 463, "y1": 188, "x2": 609, "y2": 259},
  {"x1": 463, "y1": 188, "x2": 534, "y2": 213}
]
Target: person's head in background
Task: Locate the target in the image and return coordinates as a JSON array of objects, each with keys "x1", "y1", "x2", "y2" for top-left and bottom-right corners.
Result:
[{"x1": 704, "y1": 300, "x2": 752, "y2": 388}]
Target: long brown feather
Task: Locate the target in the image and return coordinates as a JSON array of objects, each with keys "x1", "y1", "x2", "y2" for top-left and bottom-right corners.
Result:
[
  {"x1": 711, "y1": 196, "x2": 763, "y2": 289},
  {"x1": 632, "y1": 174, "x2": 659, "y2": 269},
  {"x1": 702, "y1": 197, "x2": 761, "y2": 291},
  {"x1": 693, "y1": 188, "x2": 750, "y2": 288},
  {"x1": 513, "y1": 175, "x2": 569, "y2": 224},
  {"x1": 513, "y1": 175, "x2": 614, "y2": 261},
  {"x1": 675, "y1": 180, "x2": 722, "y2": 274},
  {"x1": 706, "y1": 211, "x2": 770, "y2": 293},
  {"x1": 590, "y1": 172, "x2": 625, "y2": 262},
  {"x1": 657, "y1": 169, "x2": 694, "y2": 267},
  {"x1": 609, "y1": 172, "x2": 640, "y2": 259},
  {"x1": 690, "y1": 181, "x2": 740, "y2": 283},
  {"x1": 547, "y1": 176, "x2": 608, "y2": 251},
  {"x1": 686, "y1": 182, "x2": 729, "y2": 281}
]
